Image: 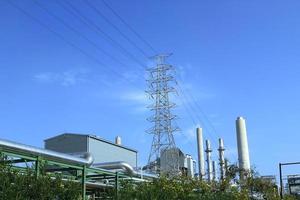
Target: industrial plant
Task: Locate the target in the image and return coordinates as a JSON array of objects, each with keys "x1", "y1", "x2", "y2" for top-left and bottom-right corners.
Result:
[
  {"x1": 2, "y1": 52, "x2": 294, "y2": 198},
  {"x1": 0, "y1": 113, "x2": 255, "y2": 200},
  {"x1": 0, "y1": 54, "x2": 280, "y2": 199}
]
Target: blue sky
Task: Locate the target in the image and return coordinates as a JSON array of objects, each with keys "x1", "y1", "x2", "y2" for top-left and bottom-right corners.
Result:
[{"x1": 1, "y1": 0, "x2": 300, "y2": 179}]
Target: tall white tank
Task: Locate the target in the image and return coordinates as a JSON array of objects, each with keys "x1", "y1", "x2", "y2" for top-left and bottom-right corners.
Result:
[
  {"x1": 236, "y1": 117, "x2": 251, "y2": 178},
  {"x1": 205, "y1": 139, "x2": 212, "y2": 182},
  {"x1": 196, "y1": 127, "x2": 205, "y2": 179}
]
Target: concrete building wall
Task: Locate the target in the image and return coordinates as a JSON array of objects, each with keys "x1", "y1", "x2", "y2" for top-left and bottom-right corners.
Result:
[{"x1": 88, "y1": 137, "x2": 137, "y2": 167}]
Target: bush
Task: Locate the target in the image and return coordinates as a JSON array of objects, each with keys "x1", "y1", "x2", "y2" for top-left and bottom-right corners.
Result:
[{"x1": 0, "y1": 157, "x2": 82, "y2": 200}]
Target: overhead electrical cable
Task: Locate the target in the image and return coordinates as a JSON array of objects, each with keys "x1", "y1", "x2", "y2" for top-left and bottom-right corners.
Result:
[
  {"x1": 31, "y1": 0, "x2": 138, "y2": 73},
  {"x1": 84, "y1": 0, "x2": 150, "y2": 58},
  {"x1": 98, "y1": 0, "x2": 220, "y2": 143},
  {"x1": 177, "y1": 75, "x2": 220, "y2": 139},
  {"x1": 56, "y1": 0, "x2": 146, "y2": 72},
  {"x1": 101, "y1": 0, "x2": 157, "y2": 54},
  {"x1": 6, "y1": 0, "x2": 144, "y2": 91}
]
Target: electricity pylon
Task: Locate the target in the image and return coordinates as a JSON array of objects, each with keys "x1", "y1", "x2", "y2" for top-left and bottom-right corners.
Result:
[{"x1": 146, "y1": 54, "x2": 179, "y2": 175}]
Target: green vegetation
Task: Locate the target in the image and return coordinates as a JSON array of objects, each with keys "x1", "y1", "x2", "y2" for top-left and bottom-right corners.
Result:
[
  {"x1": 0, "y1": 156, "x2": 82, "y2": 200},
  {"x1": 116, "y1": 166, "x2": 299, "y2": 200},
  {"x1": 0, "y1": 154, "x2": 299, "y2": 200}
]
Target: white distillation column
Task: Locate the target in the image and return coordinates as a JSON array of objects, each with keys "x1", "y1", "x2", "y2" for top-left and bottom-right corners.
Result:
[
  {"x1": 218, "y1": 138, "x2": 225, "y2": 180},
  {"x1": 205, "y1": 139, "x2": 212, "y2": 182}
]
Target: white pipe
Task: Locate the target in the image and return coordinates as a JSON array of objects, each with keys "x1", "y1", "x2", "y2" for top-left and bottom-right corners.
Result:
[
  {"x1": 93, "y1": 161, "x2": 137, "y2": 176},
  {"x1": 0, "y1": 138, "x2": 94, "y2": 166}
]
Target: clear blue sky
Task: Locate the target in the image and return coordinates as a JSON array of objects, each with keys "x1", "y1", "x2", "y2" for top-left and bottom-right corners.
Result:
[{"x1": 1, "y1": 0, "x2": 300, "y2": 179}]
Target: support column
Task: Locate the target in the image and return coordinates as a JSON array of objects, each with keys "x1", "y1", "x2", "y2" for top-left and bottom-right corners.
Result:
[
  {"x1": 82, "y1": 166, "x2": 86, "y2": 200},
  {"x1": 115, "y1": 172, "x2": 119, "y2": 199},
  {"x1": 35, "y1": 156, "x2": 41, "y2": 178},
  {"x1": 279, "y1": 163, "x2": 283, "y2": 199}
]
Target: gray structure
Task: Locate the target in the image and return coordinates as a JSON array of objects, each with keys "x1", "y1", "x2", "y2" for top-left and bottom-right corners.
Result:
[
  {"x1": 45, "y1": 133, "x2": 138, "y2": 167},
  {"x1": 160, "y1": 147, "x2": 184, "y2": 174}
]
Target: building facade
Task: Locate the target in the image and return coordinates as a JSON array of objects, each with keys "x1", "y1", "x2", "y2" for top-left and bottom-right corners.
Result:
[{"x1": 44, "y1": 133, "x2": 138, "y2": 167}]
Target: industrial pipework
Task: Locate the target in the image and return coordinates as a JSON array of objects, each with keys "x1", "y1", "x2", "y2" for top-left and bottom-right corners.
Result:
[
  {"x1": 196, "y1": 127, "x2": 205, "y2": 180},
  {"x1": 0, "y1": 138, "x2": 94, "y2": 166},
  {"x1": 93, "y1": 161, "x2": 137, "y2": 176}
]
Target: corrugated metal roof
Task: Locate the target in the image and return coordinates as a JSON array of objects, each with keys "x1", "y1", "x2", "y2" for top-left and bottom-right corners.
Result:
[{"x1": 44, "y1": 133, "x2": 138, "y2": 153}]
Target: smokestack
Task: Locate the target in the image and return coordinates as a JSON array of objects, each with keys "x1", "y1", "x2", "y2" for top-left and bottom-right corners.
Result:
[
  {"x1": 196, "y1": 127, "x2": 205, "y2": 180},
  {"x1": 205, "y1": 139, "x2": 212, "y2": 182},
  {"x1": 236, "y1": 116, "x2": 251, "y2": 180},
  {"x1": 218, "y1": 138, "x2": 225, "y2": 180},
  {"x1": 115, "y1": 136, "x2": 122, "y2": 145},
  {"x1": 212, "y1": 161, "x2": 216, "y2": 181}
]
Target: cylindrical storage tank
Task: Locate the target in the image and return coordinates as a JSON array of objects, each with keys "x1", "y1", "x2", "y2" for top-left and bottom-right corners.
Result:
[
  {"x1": 236, "y1": 116, "x2": 251, "y2": 179},
  {"x1": 115, "y1": 136, "x2": 122, "y2": 145},
  {"x1": 196, "y1": 127, "x2": 205, "y2": 179}
]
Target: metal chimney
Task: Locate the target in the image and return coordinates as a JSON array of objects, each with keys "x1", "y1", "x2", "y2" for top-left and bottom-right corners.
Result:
[
  {"x1": 196, "y1": 127, "x2": 205, "y2": 180},
  {"x1": 205, "y1": 139, "x2": 212, "y2": 182},
  {"x1": 115, "y1": 136, "x2": 122, "y2": 145},
  {"x1": 236, "y1": 116, "x2": 251, "y2": 180},
  {"x1": 218, "y1": 138, "x2": 225, "y2": 180}
]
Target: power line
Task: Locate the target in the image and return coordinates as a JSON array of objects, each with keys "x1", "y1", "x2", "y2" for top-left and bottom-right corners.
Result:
[
  {"x1": 56, "y1": 0, "x2": 146, "y2": 72},
  {"x1": 177, "y1": 74, "x2": 221, "y2": 142},
  {"x1": 185, "y1": 87, "x2": 220, "y2": 138},
  {"x1": 101, "y1": 0, "x2": 157, "y2": 54},
  {"x1": 32, "y1": 0, "x2": 137, "y2": 73},
  {"x1": 6, "y1": 0, "x2": 144, "y2": 91},
  {"x1": 176, "y1": 81, "x2": 219, "y2": 147},
  {"x1": 84, "y1": 0, "x2": 151, "y2": 58}
]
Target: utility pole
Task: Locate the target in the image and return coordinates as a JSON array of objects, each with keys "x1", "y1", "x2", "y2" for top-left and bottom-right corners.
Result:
[{"x1": 146, "y1": 54, "x2": 179, "y2": 175}]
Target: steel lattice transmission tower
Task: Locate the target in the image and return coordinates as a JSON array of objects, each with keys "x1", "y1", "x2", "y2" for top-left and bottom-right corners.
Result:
[{"x1": 146, "y1": 54, "x2": 179, "y2": 174}]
